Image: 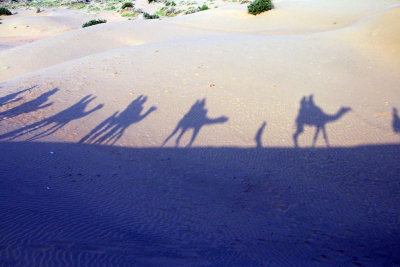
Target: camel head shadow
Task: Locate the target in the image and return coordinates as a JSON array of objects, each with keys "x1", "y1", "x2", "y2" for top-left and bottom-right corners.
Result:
[{"x1": 293, "y1": 95, "x2": 351, "y2": 147}]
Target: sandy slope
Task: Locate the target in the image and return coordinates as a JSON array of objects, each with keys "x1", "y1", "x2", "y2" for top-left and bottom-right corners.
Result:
[
  {"x1": 0, "y1": 8, "x2": 123, "y2": 50},
  {"x1": 0, "y1": 0, "x2": 400, "y2": 265}
]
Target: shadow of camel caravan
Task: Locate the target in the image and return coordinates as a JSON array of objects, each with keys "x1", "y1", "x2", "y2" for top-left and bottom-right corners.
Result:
[
  {"x1": 293, "y1": 95, "x2": 351, "y2": 147},
  {"x1": 79, "y1": 95, "x2": 157, "y2": 145},
  {"x1": 0, "y1": 85, "x2": 37, "y2": 107},
  {"x1": 0, "y1": 87, "x2": 58, "y2": 121},
  {"x1": 0, "y1": 95, "x2": 103, "y2": 141},
  {"x1": 162, "y1": 98, "x2": 228, "y2": 147}
]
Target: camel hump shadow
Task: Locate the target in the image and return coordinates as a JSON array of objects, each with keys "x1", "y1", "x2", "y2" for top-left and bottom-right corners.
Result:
[
  {"x1": 162, "y1": 98, "x2": 228, "y2": 147},
  {"x1": 293, "y1": 95, "x2": 351, "y2": 147},
  {"x1": 393, "y1": 107, "x2": 400, "y2": 134}
]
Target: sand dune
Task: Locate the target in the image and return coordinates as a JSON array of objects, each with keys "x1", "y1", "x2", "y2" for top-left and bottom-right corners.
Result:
[
  {"x1": 1, "y1": 0, "x2": 400, "y2": 81},
  {"x1": 0, "y1": 8, "x2": 123, "y2": 50},
  {"x1": 1, "y1": 3, "x2": 399, "y2": 147},
  {"x1": 336, "y1": 5, "x2": 400, "y2": 67},
  {"x1": 168, "y1": 0, "x2": 400, "y2": 33},
  {"x1": 1, "y1": 0, "x2": 400, "y2": 265}
]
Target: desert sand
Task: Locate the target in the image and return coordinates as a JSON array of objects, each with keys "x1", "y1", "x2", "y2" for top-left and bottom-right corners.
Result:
[{"x1": 0, "y1": 0, "x2": 400, "y2": 265}]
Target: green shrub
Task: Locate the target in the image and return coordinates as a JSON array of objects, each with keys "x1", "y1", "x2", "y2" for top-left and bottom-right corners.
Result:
[
  {"x1": 143, "y1": 12, "x2": 159, "y2": 19},
  {"x1": 70, "y1": 3, "x2": 87, "y2": 9},
  {"x1": 0, "y1": 7, "x2": 12, "y2": 16},
  {"x1": 121, "y1": 2, "x2": 133, "y2": 9},
  {"x1": 197, "y1": 4, "x2": 208, "y2": 11},
  {"x1": 82, "y1": 19, "x2": 107, "y2": 28},
  {"x1": 148, "y1": 0, "x2": 156, "y2": 3},
  {"x1": 247, "y1": 0, "x2": 273, "y2": 15},
  {"x1": 104, "y1": 5, "x2": 116, "y2": 10},
  {"x1": 36, "y1": 7, "x2": 41, "y2": 13},
  {"x1": 184, "y1": 7, "x2": 197, "y2": 14},
  {"x1": 155, "y1": 7, "x2": 180, "y2": 17},
  {"x1": 165, "y1": 1, "x2": 176, "y2": 6}
]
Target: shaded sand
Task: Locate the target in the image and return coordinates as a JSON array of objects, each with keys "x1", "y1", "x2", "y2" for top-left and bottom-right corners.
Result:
[
  {"x1": 0, "y1": 142, "x2": 399, "y2": 265},
  {"x1": 0, "y1": 0, "x2": 400, "y2": 265}
]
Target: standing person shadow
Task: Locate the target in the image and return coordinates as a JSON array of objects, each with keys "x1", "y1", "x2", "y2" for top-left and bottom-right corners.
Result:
[
  {"x1": 293, "y1": 95, "x2": 351, "y2": 147},
  {"x1": 79, "y1": 95, "x2": 157, "y2": 145},
  {"x1": 162, "y1": 98, "x2": 228, "y2": 147},
  {"x1": 0, "y1": 85, "x2": 36, "y2": 107},
  {"x1": 393, "y1": 107, "x2": 400, "y2": 134},
  {"x1": 255, "y1": 121, "x2": 267, "y2": 148},
  {"x1": 0, "y1": 88, "x2": 58, "y2": 121},
  {"x1": 0, "y1": 95, "x2": 103, "y2": 141}
]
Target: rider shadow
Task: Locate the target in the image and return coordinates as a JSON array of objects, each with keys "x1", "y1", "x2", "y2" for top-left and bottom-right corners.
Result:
[
  {"x1": 393, "y1": 107, "x2": 400, "y2": 134},
  {"x1": 0, "y1": 88, "x2": 58, "y2": 121},
  {"x1": 293, "y1": 95, "x2": 351, "y2": 147},
  {"x1": 0, "y1": 85, "x2": 36, "y2": 107},
  {"x1": 0, "y1": 95, "x2": 103, "y2": 141},
  {"x1": 162, "y1": 98, "x2": 228, "y2": 147},
  {"x1": 255, "y1": 121, "x2": 267, "y2": 148},
  {"x1": 79, "y1": 95, "x2": 157, "y2": 145}
]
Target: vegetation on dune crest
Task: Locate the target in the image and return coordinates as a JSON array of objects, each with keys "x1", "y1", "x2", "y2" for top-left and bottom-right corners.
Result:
[
  {"x1": 247, "y1": 0, "x2": 273, "y2": 15},
  {"x1": 0, "y1": 7, "x2": 12, "y2": 15},
  {"x1": 183, "y1": 4, "x2": 208, "y2": 14},
  {"x1": 164, "y1": 1, "x2": 176, "y2": 6},
  {"x1": 155, "y1": 6, "x2": 181, "y2": 17},
  {"x1": 121, "y1": 11, "x2": 139, "y2": 18},
  {"x1": 143, "y1": 12, "x2": 159, "y2": 19},
  {"x1": 121, "y1": 2, "x2": 133, "y2": 9},
  {"x1": 82, "y1": 19, "x2": 107, "y2": 28},
  {"x1": 198, "y1": 4, "x2": 208, "y2": 11},
  {"x1": 0, "y1": 0, "x2": 221, "y2": 19}
]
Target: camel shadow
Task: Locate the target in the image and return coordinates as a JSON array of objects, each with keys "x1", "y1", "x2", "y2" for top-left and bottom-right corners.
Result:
[
  {"x1": 0, "y1": 88, "x2": 58, "y2": 121},
  {"x1": 162, "y1": 98, "x2": 228, "y2": 147},
  {"x1": 393, "y1": 107, "x2": 400, "y2": 134},
  {"x1": 0, "y1": 85, "x2": 36, "y2": 107},
  {"x1": 79, "y1": 95, "x2": 157, "y2": 145},
  {"x1": 0, "y1": 95, "x2": 103, "y2": 141},
  {"x1": 293, "y1": 95, "x2": 351, "y2": 147}
]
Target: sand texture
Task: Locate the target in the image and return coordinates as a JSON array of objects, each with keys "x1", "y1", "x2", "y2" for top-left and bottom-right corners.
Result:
[{"x1": 0, "y1": 0, "x2": 400, "y2": 265}]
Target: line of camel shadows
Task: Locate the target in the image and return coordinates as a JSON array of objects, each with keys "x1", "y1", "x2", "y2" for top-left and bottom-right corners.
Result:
[
  {"x1": 79, "y1": 95, "x2": 157, "y2": 145},
  {"x1": 0, "y1": 87, "x2": 399, "y2": 147},
  {"x1": 0, "y1": 94, "x2": 103, "y2": 141}
]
